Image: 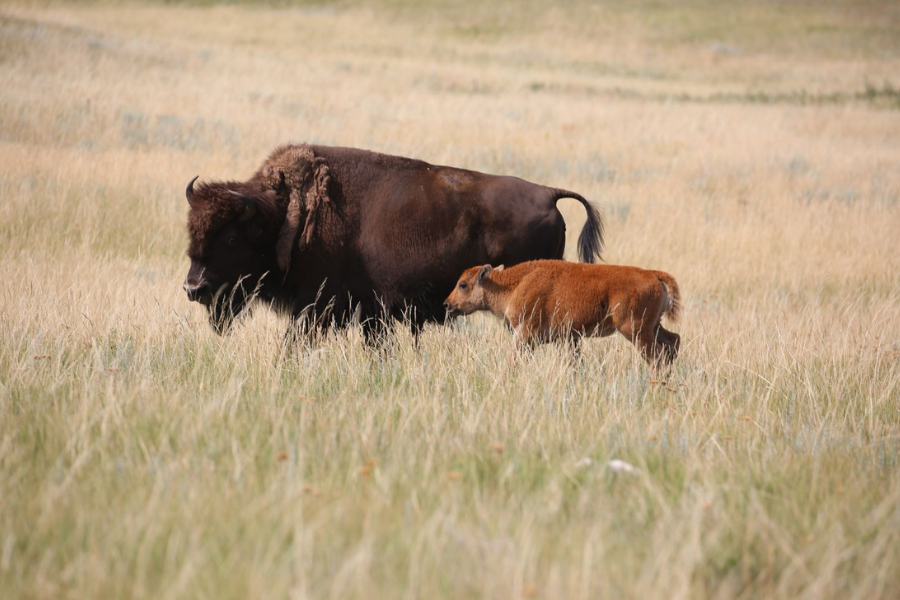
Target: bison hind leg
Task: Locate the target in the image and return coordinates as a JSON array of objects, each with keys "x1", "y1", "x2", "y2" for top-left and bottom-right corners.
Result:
[
  {"x1": 618, "y1": 317, "x2": 680, "y2": 375},
  {"x1": 654, "y1": 325, "x2": 680, "y2": 365},
  {"x1": 640, "y1": 324, "x2": 680, "y2": 380}
]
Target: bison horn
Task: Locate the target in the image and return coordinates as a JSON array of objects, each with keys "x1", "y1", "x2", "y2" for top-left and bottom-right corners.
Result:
[
  {"x1": 186, "y1": 175, "x2": 199, "y2": 207},
  {"x1": 229, "y1": 190, "x2": 257, "y2": 222}
]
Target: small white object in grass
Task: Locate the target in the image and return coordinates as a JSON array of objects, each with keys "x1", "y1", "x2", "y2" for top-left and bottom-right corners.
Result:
[
  {"x1": 575, "y1": 457, "x2": 593, "y2": 469},
  {"x1": 607, "y1": 459, "x2": 639, "y2": 474}
]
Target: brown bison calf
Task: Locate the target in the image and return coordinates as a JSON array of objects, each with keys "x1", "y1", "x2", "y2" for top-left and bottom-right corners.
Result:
[{"x1": 444, "y1": 260, "x2": 681, "y2": 368}]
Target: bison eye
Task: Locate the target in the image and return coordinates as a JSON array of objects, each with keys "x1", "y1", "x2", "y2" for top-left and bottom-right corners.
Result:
[
  {"x1": 459, "y1": 281, "x2": 467, "y2": 290},
  {"x1": 226, "y1": 235, "x2": 238, "y2": 247}
]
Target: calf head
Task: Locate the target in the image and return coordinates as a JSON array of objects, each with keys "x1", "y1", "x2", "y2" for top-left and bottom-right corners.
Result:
[
  {"x1": 443, "y1": 264, "x2": 504, "y2": 316},
  {"x1": 184, "y1": 176, "x2": 279, "y2": 333}
]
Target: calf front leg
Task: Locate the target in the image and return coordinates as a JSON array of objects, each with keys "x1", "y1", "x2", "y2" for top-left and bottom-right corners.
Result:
[{"x1": 510, "y1": 321, "x2": 540, "y2": 355}]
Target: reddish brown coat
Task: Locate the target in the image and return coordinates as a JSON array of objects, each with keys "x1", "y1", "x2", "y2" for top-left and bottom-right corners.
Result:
[{"x1": 444, "y1": 260, "x2": 681, "y2": 367}]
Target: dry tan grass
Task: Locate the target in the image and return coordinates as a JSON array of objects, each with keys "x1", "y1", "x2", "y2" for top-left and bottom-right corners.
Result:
[{"x1": 1, "y1": 1, "x2": 900, "y2": 599}]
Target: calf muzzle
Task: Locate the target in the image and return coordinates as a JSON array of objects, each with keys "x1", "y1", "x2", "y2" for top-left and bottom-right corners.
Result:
[{"x1": 443, "y1": 301, "x2": 461, "y2": 317}]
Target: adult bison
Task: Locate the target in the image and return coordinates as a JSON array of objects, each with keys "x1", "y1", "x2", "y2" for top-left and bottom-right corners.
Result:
[{"x1": 183, "y1": 143, "x2": 603, "y2": 337}]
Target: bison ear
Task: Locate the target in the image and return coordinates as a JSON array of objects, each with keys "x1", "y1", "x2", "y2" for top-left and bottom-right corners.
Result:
[
  {"x1": 494, "y1": 265, "x2": 505, "y2": 272},
  {"x1": 186, "y1": 175, "x2": 199, "y2": 208},
  {"x1": 476, "y1": 264, "x2": 493, "y2": 281},
  {"x1": 228, "y1": 190, "x2": 257, "y2": 222}
]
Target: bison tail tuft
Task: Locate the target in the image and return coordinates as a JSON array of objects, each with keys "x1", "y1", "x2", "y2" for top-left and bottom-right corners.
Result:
[
  {"x1": 552, "y1": 189, "x2": 604, "y2": 263},
  {"x1": 578, "y1": 198, "x2": 604, "y2": 264},
  {"x1": 656, "y1": 272, "x2": 681, "y2": 323}
]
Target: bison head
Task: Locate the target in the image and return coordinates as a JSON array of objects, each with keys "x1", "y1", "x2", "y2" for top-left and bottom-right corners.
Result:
[
  {"x1": 183, "y1": 176, "x2": 280, "y2": 333},
  {"x1": 443, "y1": 264, "x2": 504, "y2": 317}
]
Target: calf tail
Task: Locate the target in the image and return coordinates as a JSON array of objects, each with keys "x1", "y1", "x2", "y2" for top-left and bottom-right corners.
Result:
[
  {"x1": 654, "y1": 271, "x2": 681, "y2": 323},
  {"x1": 551, "y1": 189, "x2": 604, "y2": 263}
]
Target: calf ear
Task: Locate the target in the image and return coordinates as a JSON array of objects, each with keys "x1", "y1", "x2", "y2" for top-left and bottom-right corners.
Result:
[
  {"x1": 476, "y1": 264, "x2": 493, "y2": 281},
  {"x1": 494, "y1": 265, "x2": 505, "y2": 272}
]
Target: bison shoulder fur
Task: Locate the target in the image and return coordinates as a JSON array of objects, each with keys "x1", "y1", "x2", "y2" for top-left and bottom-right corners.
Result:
[{"x1": 256, "y1": 144, "x2": 332, "y2": 272}]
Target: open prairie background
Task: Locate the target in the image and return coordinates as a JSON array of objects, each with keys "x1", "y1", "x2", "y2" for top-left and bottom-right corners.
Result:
[{"x1": 2, "y1": 0, "x2": 900, "y2": 598}]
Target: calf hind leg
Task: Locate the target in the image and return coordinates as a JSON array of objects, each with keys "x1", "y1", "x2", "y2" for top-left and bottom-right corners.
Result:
[
  {"x1": 623, "y1": 322, "x2": 679, "y2": 373},
  {"x1": 654, "y1": 325, "x2": 680, "y2": 365}
]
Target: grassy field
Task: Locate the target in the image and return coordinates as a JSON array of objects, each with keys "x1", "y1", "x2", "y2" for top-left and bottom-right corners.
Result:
[{"x1": 2, "y1": 1, "x2": 900, "y2": 598}]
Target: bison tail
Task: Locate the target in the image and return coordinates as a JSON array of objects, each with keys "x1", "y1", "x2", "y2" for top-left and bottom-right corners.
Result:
[
  {"x1": 655, "y1": 272, "x2": 681, "y2": 323},
  {"x1": 552, "y1": 189, "x2": 604, "y2": 263}
]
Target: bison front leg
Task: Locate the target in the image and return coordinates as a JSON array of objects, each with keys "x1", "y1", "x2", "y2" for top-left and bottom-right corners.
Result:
[
  {"x1": 283, "y1": 283, "x2": 342, "y2": 345},
  {"x1": 569, "y1": 333, "x2": 584, "y2": 362},
  {"x1": 283, "y1": 311, "x2": 321, "y2": 348},
  {"x1": 361, "y1": 312, "x2": 390, "y2": 345},
  {"x1": 510, "y1": 321, "x2": 541, "y2": 357}
]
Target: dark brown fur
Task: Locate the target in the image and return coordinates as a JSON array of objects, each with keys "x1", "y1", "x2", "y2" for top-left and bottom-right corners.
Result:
[
  {"x1": 444, "y1": 260, "x2": 681, "y2": 368},
  {"x1": 183, "y1": 144, "x2": 604, "y2": 336}
]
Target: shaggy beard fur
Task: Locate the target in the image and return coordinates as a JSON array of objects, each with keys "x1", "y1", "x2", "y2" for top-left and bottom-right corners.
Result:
[{"x1": 206, "y1": 276, "x2": 266, "y2": 334}]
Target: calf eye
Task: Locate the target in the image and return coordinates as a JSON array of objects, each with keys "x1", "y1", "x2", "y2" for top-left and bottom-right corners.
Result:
[{"x1": 459, "y1": 281, "x2": 467, "y2": 290}]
